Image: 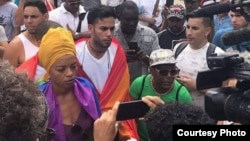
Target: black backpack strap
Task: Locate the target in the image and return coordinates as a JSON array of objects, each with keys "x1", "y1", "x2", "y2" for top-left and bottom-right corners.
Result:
[
  {"x1": 206, "y1": 43, "x2": 216, "y2": 59},
  {"x1": 76, "y1": 13, "x2": 87, "y2": 32},
  {"x1": 176, "y1": 85, "x2": 183, "y2": 102},
  {"x1": 174, "y1": 41, "x2": 188, "y2": 59},
  {"x1": 138, "y1": 74, "x2": 148, "y2": 99},
  {"x1": 175, "y1": 42, "x2": 216, "y2": 59}
]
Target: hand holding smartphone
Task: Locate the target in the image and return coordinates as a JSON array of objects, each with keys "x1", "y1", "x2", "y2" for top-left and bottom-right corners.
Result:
[
  {"x1": 128, "y1": 42, "x2": 140, "y2": 52},
  {"x1": 126, "y1": 42, "x2": 140, "y2": 62},
  {"x1": 116, "y1": 100, "x2": 150, "y2": 121}
]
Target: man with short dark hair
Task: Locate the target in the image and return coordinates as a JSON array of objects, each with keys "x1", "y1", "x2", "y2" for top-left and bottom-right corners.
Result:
[
  {"x1": 4, "y1": 0, "x2": 48, "y2": 67},
  {"x1": 15, "y1": 20, "x2": 62, "y2": 82},
  {"x1": 159, "y1": 4, "x2": 186, "y2": 49},
  {"x1": 75, "y1": 5, "x2": 139, "y2": 141},
  {"x1": 114, "y1": 1, "x2": 160, "y2": 82},
  {"x1": 212, "y1": 8, "x2": 250, "y2": 52},
  {"x1": 173, "y1": 13, "x2": 224, "y2": 110}
]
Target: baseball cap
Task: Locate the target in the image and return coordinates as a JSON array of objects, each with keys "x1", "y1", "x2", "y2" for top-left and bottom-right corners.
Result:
[
  {"x1": 149, "y1": 49, "x2": 176, "y2": 67},
  {"x1": 167, "y1": 5, "x2": 185, "y2": 19}
]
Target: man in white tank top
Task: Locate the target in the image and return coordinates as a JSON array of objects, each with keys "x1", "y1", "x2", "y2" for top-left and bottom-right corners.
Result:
[
  {"x1": 15, "y1": 20, "x2": 62, "y2": 83},
  {"x1": 4, "y1": 0, "x2": 48, "y2": 67}
]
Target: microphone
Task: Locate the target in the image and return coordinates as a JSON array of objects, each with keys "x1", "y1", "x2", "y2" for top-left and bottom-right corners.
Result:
[
  {"x1": 192, "y1": 0, "x2": 250, "y2": 17},
  {"x1": 222, "y1": 27, "x2": 250, "y2": 46}
]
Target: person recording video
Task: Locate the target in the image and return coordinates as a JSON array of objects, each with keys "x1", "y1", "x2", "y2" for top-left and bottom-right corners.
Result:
[
  {"x1": 114, "y1": 1, "x2": 160, "y2": 82},
  {"x1": 95, "y1": 99, "x2": 216, "y2": 141}
]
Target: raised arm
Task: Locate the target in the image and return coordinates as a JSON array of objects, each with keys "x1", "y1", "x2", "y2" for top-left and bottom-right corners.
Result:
[{"x1": 15, "y1": 0, "x2": 26, "y2": 26}]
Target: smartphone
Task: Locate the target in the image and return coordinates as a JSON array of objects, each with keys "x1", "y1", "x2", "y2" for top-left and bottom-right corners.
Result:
[
  {"x1": 128, "y1": 42, "x2": 140, "y2": 52},
  {"x1": 116, "y1": 100, "x2": 150, "y2": 121}
]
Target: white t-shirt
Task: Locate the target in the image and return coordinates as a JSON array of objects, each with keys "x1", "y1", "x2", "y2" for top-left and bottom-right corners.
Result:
[
  {"x1": 173, "y1": 42, "x2": 225, "y2": 80},
  {"x1": 173, "y1": 42, "x2": 225, "y2": 110},
  {"x1": 76, "y1": 41, "x2": 116, "y2": 93},
  {"x1": 49, "y1": 3, "x2": 88, "y2": 32},
  {"x1": 130, "y1": 0, "x2": 166, "y2": 27}
]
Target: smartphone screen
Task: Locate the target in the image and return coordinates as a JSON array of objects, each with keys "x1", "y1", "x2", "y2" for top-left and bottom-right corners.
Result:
[
  {"x1": 116, "y1": 100, "x2": 150, "y2": 121},
  {"x1": 128, "y1": 42, "x2": 140, "y2": 51}
]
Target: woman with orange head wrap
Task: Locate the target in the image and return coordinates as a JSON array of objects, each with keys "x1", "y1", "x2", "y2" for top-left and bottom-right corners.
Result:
[{"x1": 38, "y1": 27, "x2": 101, "y2": 141}]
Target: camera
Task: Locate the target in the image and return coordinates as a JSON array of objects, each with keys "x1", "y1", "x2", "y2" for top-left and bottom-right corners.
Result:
[{"x1": 196, "y1": 53, "x2": 250, "y2": 124}]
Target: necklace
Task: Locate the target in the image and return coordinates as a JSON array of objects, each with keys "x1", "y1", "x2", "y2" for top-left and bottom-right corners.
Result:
[
  {"x1": 81, "y1": 41, "x2": 111, "y2": 74},
  {"x1": 150, "y1": 77, "x2": 170, "y2": 97}
]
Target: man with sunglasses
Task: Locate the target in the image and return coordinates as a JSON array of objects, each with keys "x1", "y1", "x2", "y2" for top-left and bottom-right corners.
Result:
[{"x1": 129, "y1": 48, "x2": 192, "y2": 141}]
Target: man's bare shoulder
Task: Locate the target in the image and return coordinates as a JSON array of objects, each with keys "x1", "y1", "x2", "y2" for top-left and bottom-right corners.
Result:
[
  {"x1": 4, "y1": 35, "x2": 24, "y2": 67},
  {"x1": 6, "y1": 36, "x2": 24, "y2": 53}
]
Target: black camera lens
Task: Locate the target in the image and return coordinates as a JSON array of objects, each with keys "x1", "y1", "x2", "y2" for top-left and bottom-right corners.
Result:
[{"x1": 224, "y1": 93, "x2": 250, "y2": 124}]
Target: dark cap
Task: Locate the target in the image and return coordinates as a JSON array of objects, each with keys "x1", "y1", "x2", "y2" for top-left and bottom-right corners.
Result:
[
  {"x1": 167, "y1": 4, "x2": 185, "y2": 19},
  {"x1": 231, "y1": 6, "x2": 245, "y2": 15}
]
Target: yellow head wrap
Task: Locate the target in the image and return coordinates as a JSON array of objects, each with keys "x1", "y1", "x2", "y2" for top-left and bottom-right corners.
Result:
[{"x1": 38, "y1": 27, "x2": 76, "y2": 80}]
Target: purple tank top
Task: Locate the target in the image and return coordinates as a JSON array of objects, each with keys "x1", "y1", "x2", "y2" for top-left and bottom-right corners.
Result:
[{"x1": 63, "y1": 109, "x2": 94, "y2": 141}]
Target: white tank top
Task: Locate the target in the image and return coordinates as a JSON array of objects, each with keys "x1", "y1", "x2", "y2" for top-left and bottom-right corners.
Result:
[{"x1": 18, "y1": 33, "x2": 39, "y2": 60}]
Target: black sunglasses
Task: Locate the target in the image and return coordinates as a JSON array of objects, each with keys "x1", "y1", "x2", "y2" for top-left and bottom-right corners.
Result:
[
  {"x1": 154, "y1": 68, "x2": 179, "y2": 76},
  {"x1": 47, "y1": 124, "x2": 88, "y2": 139}
]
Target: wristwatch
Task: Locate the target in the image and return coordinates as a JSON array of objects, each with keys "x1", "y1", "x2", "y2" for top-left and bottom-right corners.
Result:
[{"x1": 74, "y1": 32, "x2": 80, "y2": 39}]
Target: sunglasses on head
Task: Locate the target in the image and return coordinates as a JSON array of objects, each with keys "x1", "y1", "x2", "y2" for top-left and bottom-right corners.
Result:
[
  {"x1": 153, "y1": 68, "x2": 179, "y2": 76},
  {"x1": 47, "y1": 124, "x2": 88, "y2": 139}
]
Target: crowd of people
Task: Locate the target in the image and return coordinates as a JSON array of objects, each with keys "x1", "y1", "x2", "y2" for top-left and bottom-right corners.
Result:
[{"x1": 0, "y1": 0, "x2": 248, "y2": 141}]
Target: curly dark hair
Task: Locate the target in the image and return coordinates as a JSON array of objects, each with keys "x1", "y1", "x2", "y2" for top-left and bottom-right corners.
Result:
[
  {"x1": 0, "y1": 61, "x2": 48, "y2": 141},
  {"x1": 145, "y1": 102, "x2": 216, "y2": 141}
]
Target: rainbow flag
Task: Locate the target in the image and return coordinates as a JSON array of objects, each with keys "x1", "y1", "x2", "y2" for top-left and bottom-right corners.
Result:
[{"x1": 76, "y1": 38, "x2": 139, "y2": 140}]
